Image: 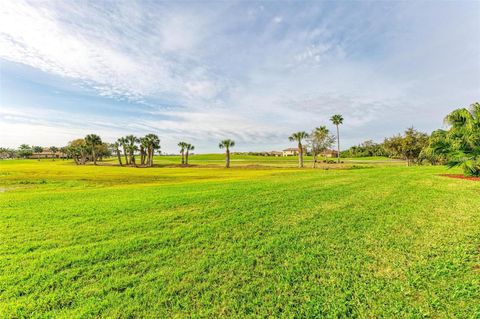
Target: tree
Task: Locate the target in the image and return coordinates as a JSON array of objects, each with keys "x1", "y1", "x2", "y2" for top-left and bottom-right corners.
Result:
[
  {"x1": 144, "y1": 134, "x2": 160, "y2": 167},
  {"x1": 308, "y1": 126, "x2": 335, "y2": 168},
  {"x1": 112, "y1": 142, "x2": 123, "y2": 166},
  {"x1": 118, "y1": 137, "x2": 129, "y2": 165},
  {"x1": 430, "y1": 103, "x2": 480, "y2": 176},
  {"x1": 185, "y1": 143, "x2": 194, "y2": 166},
  {"x1": 32, "y1": 146, "x2": 43, "y2": 160},
  {"x1": 178, "y1": 142, "x2": 187, "y2": 165},
  {"x1": 0, "y1": 148, "x2": 17, "y2": 159},
  {"x1": 96, "y1": 143, "x2": 111, "y2": 161},
  {"x1": 384, "y1": 127, "x2": 429, "y2": 166},
  {"x1": 330, "y1": 114, "x2": 344, "y2": 163},
  {"x1": 289, "y1": 131, "x2": 309, "y2": 168},
  {"x1": 17, "y1": 144, "x2": 33, "y2": 158},
  {"x1": 124, "y1": 135, "x2": 139, "y2": 167},
  {"x1": 420, "y1": 130, "x2": 449, "y2": 165},
  {"x1": 49, "y1": 146, "x2": 58, "y2": 160},
  {"x1": 85, "y1": 134, "x2": 102, "y2": 165},
  {"x1": 219, "y1": 139, "x2": 235, "y2": 168},
  {"x1": 342, "y1": 140, "x2": 389, "y2": 158},
  {"x1": 139, "y1": 137, "x2": 149, "y2": 166},
  {"x1": 68, "y1": 139, "x2": 87, "y2": 165}
]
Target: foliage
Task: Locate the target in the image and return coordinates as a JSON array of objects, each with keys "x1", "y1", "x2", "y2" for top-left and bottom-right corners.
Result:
[
  {"x1": 341, "y1": 140, "x2": 389, "y2": 158},
  {"x1": 17, "y1": 144, "x2": 33, "y2": 158},
  {"x1": 429, "y1": 102, "x2": 480, "y2": 176},
  {"x1": 289, "y1": 131, "x2": 309, "y2": 168},
  {"x1": 85, "y1": 134, "x2": 103, "y2": 165},
  {"x1": 308, "y1": 126, "x2": 335, "y2": 168},
  {"x1": 0, "y1": 147, "x2": 17, "y2": 159},
  {"x1": 384, "y1": 127, "x2": 429, "y2": 166},
  {"x1": 219, "y1": 139, "x2": 235, "y2": 168}
]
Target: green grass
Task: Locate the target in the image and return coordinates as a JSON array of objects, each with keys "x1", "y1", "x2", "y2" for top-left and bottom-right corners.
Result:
[{"x1": 0, "y1": 158, "x2": 479, "y2": 318}]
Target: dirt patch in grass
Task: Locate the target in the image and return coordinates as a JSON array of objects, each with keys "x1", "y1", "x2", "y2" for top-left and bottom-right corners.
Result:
[{"x1": 439, "y1": 174, "x2": 480, "y2": 182}]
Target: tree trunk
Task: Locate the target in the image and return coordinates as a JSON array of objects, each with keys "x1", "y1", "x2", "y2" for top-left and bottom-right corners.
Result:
[
  {"x1": 181, "y1": 150, "x2": 185, "y2": 165},
  {"x1": 313, "y1": 153, "x2": 317, "y2": 168},
  {"x1": 336, "y1": 125, "x2": 340, "y2": 163},
  {"x1": 185, "y1": 150, "x2": 189, "y2": 166},
  {"x1": 92, "y1": 149, "x2": 97, "y2": 165},
  {"x1": 298, "y1": 142, "x2": 303, "y2": 168},
  {"x1": 116, "y1": 150, "x2": 123, "y2": 166},
  {"x1": 149, "y1": 147, "x2": 153, "y2": 167},
  {"x1": 123, "y1": 147, "x2": 129, "y2": 165},
  {"x1": 226, "y1": 148, "x2": 230, "y2": 168},
  {"x1": 131, "y1": 152, "x2": 136, "y2": 167}
]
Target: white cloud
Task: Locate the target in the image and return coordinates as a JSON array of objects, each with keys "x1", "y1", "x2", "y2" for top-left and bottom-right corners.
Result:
[{"x1": 0, "y1": 1, "x2": 479, "y2": 152}]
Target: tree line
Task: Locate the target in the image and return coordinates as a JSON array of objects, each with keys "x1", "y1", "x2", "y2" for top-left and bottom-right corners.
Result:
[
  {"x1": 339, "y1": 103, "x2": 479, "y2": 176},
  {"x1": 1, "y1": 103, "x2": 478, "y2": 175}
]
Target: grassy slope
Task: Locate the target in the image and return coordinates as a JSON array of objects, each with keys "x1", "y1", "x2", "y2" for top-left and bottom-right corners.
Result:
[{"x1": 0, "y1": 159, "x2": 479, "y2": 318}]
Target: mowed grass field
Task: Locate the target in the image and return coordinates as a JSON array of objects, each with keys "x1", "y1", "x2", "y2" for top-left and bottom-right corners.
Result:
[{"x1": 0, "y1": 156, "x2": 479, "y2": 318}]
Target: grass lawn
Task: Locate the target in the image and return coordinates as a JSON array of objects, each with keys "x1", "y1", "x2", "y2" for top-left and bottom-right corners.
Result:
[{"x1": 0, "y1": 158, "x2": 479, "y2": 318}]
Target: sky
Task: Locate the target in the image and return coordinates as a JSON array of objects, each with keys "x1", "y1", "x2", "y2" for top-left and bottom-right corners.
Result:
[{"x1": 0, "y1": 0, "x2": 479, "y2": 153}]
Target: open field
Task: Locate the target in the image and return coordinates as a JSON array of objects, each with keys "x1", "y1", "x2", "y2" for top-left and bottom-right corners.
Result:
[{"x1": 0, "y1": 158, "x2": 479, "y2": 318}]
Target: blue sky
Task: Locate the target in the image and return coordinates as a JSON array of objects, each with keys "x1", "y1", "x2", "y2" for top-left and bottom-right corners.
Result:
[{"x1": 0, "y1": 1, "x2": 479, "y2": 153}]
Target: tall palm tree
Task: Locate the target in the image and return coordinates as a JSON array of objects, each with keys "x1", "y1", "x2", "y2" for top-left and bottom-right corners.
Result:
[
  {"x1": 289, "y1": 131, "x2": 309, "y2": 168},
  {"x1": 85, "y1": 134, "x2": 102, "y2": 165},
  {"x1": 124, "y1": 135, "x2": 139, "y2": 167},
  {"x1": 139, "y1": 137, "x2": 149, "y2": 166},
  {"x1": 330, "y1": 114, "x2": 344, "y2": 163},
  {"x1": 185, "y1": 143, "x2": 194, "y2": 166},
  {"x1": 112, "y1": 142, "x2": 123, "y2": 166},
  {"x1": 219, "y1": 139, "x2": 235, "y2": 168},
  {"x1": 118, "y1": 137, "x2": 129, "y2": 165},
  {"x1": 178, "y1": 142, "x2": 187, "y2": 165},
  {"x1": 144, "y1": 134, "x2": 160, "y2": 167}
]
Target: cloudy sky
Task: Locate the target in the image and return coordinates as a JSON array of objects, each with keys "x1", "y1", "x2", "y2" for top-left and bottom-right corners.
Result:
[{"x1": 1, "y1": 1, "x2": 479, "y2": 152}]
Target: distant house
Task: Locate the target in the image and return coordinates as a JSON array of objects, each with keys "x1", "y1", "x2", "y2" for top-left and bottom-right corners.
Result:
[
  {"x1": 282, "y1": 148, "x2": 300, "y2": 156},
  {"x1": 29, "y1": 148, "x2": 66, "y2": 159},
  {"x1": 321, "y1": 149, "x2": 338, "y2": 158}
]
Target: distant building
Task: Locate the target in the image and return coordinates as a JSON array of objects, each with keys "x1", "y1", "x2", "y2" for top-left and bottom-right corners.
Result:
[
  {"x1": 321, "y1": 149, "x2": 338, "y2": 158},
  {"x1": 29, "y1": 148, "x2": 66, "y2": 159},
  {"x1": 282, "y1": 148, "x2": 300, "y2": 156}
]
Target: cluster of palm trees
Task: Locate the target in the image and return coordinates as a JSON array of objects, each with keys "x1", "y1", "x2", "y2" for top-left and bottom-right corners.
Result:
[
  {"x1": 65, "y1": 134, "x2": 106, "y2": 165},
  {"x1": 289, "y1": 114, "x2": 343, "y2": 168},
  {"x1": 178, "y1": 142, "x2": 195, "y2": 166},
  {"x1": 113, "y1": 134, "x2": 161, "y2": 167}
]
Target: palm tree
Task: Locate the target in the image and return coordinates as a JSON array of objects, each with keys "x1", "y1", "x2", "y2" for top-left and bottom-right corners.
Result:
[
  {"x1": 178, "y1": 142, "x2": 187, "y2": 165},
  {"x1": 32, "y1": 146, "x2": 43, "y2": 160},
  {"x1": 144, "y1": 134, "x2": 160, "y2": 167},
  {"x1": 139, "y1": 137, "x2": 149, "y2": 166},
  {"x1": 185, "y1": 143, "x2": 194, "y2": 165},
  {"x1": 330, "y1": 114, "x2": 344, "y2": 163},
  {"x1": 124, "y1": 135, "x2": 139, "y2": 167},
  {"x1": 112, "y1": 142, "x2": 123, "y2": 166},
  {"x1": 85, "y1": 134, "x2": 102, "y2": 165},
  {"x1": 289, "y1": 131, "x2": 309, "y2": 168},
  {"x1": 435, "y1": 102, "x2": 480, "y2": 176},
  {"x1": 219, "y1": 139, "x2": 235, "y2": 168},
  {"x1": 118, "y1": 137, "x2": 129, "y2": 165}
]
